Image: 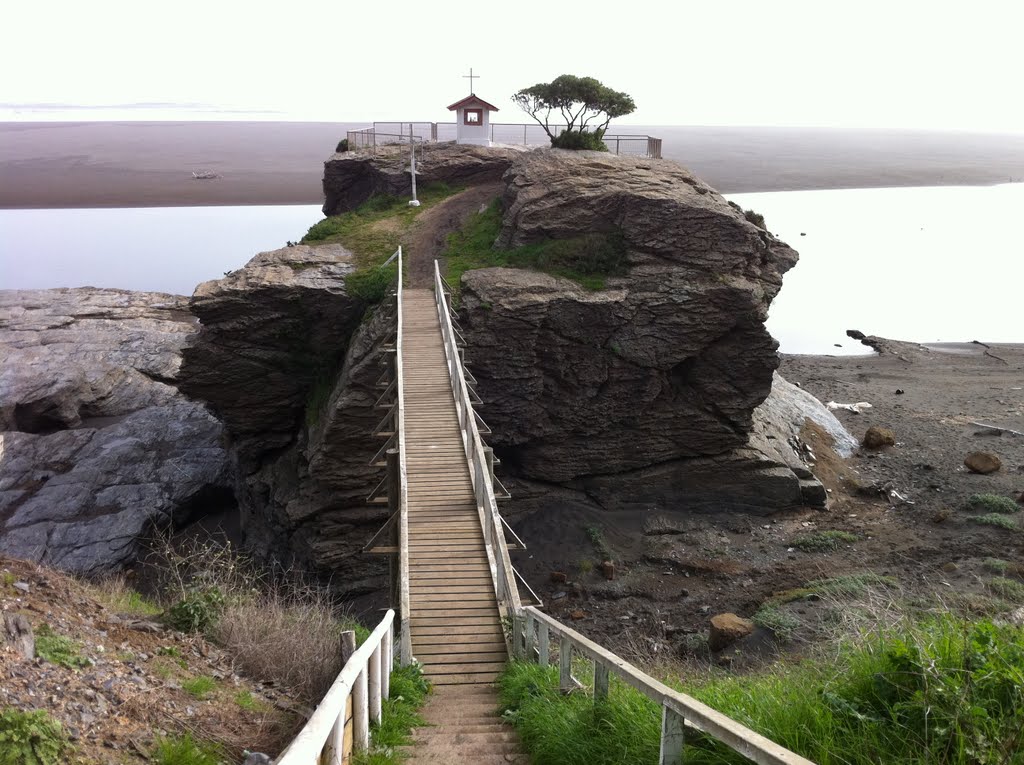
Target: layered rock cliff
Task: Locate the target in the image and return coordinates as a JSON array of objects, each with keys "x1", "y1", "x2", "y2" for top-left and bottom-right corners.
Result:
[
  {"x1": 458, "y1": 150, "x2": 824, "y2": 514},
  {"x1": 178, "y1": 243, "x2": 396, "y2": 592},
  {"x1": 0, "y1": 289, "x2": 230, "y2": 573}
]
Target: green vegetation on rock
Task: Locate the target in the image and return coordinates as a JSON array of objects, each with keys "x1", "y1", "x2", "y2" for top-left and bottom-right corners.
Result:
[
  {"x1": 499, "y1": 615, "x2": 1024, "y2": 765},
  {"x1": 443, "y1": 199, "x2": 627, "y2": 295},
  {"x1": 0, "y1": 708, "x2": 71, "y2": 765},
  {"x1": 964, "y1": 493, "x2": 1019, "y2": 514},
  {"x1": 301, "y1": 183, "x2": 458, "y2": 263},
  {"x1": 152, "y1": 733, "x2": 224, "y2": 765},
  {"x1": 182, "y1": 675, "x2": 217, "y2": 700},
  {"x1": 790, "y1": 530, "x2": 858, "y2": 552},
  {"x1": 34, "y1": 625, "x2": 89, "y2": 669},
  {"x1": 972, "y1": 513, "x2": 1019, "y2": 531}
]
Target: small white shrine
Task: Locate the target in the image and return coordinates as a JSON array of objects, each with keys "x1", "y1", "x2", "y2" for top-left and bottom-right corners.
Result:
[{"x1": 447, "y1": 68, "x2": 498, "y2": 146}]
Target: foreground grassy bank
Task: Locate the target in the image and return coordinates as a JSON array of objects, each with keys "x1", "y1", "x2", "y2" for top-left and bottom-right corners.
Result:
[{"x1": 499, "y1": 613, "x2": 1024, "y2": 765}]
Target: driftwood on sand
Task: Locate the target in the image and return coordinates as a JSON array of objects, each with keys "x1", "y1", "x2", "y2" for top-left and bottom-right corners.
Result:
[{"x1": 970, "y1": 421, "x2": 1024, "y2": 438}]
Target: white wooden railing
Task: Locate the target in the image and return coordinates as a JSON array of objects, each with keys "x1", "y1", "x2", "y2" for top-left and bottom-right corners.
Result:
[
  {"x1": 432, "y1": 261, "x2": 523, "y2": 627},
  {"x1": 277, "y1": 610, "x2": 395, "y2": 765},
  {"x1": 511, "y1": 607, "x2": 816, "y2": 765},
  {"x1": 394, "y1": 249, "x2": 412, "y2": 665}
]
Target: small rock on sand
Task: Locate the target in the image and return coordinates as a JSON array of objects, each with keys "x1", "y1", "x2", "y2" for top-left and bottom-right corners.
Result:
[
  {"x1": 863, "y1": 426, "x2": 896, "y2": 449},
  {"x1": 708, "y1": 613, "x2": 754, "y2": 651},
  {"x1": 965, "y1": 451, "x2": 1002, "y2": 474}
]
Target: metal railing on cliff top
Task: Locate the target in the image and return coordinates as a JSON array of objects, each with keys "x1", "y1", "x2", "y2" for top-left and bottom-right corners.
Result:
[{"x1": 347, "y1": 121, "x2": 662, "y2": 158}]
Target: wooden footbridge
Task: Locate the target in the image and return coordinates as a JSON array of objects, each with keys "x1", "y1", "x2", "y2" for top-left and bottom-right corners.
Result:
[{"x1": 277, "y1": 249, "x2": 815, "y2": 765}]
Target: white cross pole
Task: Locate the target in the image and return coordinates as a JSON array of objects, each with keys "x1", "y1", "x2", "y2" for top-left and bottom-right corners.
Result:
[{"x1": 408, "y1": 124, "x2": 420, "y2": 207}]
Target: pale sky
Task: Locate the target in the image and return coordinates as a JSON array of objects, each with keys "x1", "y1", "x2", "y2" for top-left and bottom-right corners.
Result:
[{"x1": 3, "y1": 0, "x2": 1023, "y2": 131}]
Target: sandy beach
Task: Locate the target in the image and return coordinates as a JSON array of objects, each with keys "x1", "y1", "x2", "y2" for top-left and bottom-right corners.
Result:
[{"x1": 3, "y1": 121, "x2": 1024, "y2": 209}]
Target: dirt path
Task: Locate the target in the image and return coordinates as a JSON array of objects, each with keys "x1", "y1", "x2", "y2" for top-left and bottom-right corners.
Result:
[{"x1": 406, "y1": 182, "x2": 503, "y2": 288}]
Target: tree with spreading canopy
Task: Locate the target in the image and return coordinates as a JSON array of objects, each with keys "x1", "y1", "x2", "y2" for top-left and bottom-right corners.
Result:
[{"x1": 512, "y1": 75, "x2": 637, "y2": 150}]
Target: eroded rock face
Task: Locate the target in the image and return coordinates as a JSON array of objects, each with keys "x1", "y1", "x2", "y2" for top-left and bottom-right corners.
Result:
[
  {"x1": 178, "y1": 244, "x2": 395, "y2": 590},
  {"x1": 322, "y1": 143, "x2": 526, "y2": 215},
  {"x1": 461, "y1": 150, "x2": 800, "y2": 505},
  {"x1": 0, "y1": 289, "x2": 230, "y2": 574}
]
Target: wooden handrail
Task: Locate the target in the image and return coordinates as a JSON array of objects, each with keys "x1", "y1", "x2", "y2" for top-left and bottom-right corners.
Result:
[
  {"x1": 395, "y1": 247, "x2": 412, "y2": 665},
  {"x1": 515, "y1": 607, "x2": 815, "y2": 765},
  {"x1": 432, "y1": 260, "x2": 522, "y2": 628},
  {"x1": 277, "y1": 609, "x2": 395, "y2": 765}
]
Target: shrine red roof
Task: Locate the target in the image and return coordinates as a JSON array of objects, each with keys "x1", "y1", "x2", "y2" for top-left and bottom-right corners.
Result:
[{"x1": 446, "y1": 94, "x2": 499, "y2": 112}]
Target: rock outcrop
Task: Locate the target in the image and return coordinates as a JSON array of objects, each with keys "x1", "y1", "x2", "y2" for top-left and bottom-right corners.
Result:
[
  {"x1": 178, "y1": 243, "x2": 396, "y2": 591},
  {"x1": 0, "y1": 289, "x2": 230, "y2": 574},
  {"x1": 322, "y1": 142, "x2": 526, "y2": 216},
  {"x1": 460, "y1": 150, "x2": 826, "y2": 514}
]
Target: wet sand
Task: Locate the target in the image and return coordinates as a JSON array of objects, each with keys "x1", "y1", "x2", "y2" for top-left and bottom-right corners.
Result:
[{"x1": 3, "y1": 121, "x2": 1023, "y2": 209}]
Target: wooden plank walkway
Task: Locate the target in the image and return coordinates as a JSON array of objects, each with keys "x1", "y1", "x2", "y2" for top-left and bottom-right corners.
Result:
[{"x1": 402, "y1": 288, "x2": 507, "y2": 687}]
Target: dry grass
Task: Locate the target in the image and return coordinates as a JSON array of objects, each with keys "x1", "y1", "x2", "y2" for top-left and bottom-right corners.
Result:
[{"x1": 214, "y1": 583, "x2": 362, "y2": 705}]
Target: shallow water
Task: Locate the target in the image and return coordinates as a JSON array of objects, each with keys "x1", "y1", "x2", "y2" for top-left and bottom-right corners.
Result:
[
  {"x1": 0, "y1": 204, "x2": 322, "y2": 296},
  {"x1": 728, "y1": 183, "x2": 1024, "y2": 355},
  {"x1": 2, "y1": 186, "x2": 1022, "y2": 355}
]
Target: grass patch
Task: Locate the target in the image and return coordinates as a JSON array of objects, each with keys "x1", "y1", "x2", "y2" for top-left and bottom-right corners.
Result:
[
  {"x1": 90, "y1": 576, "x2": 162, "y2": 616},
  {"x1": 152, "y1": 733, "x2": 224, "y2": 765},
  {"x1": 345, "y1": 263, "x2": 397, "y2": 304},
  {"x1": 790, "y1": 530, "x2": 858, "y2": 552},
  {"x1": 752, "y1": 606, "x2": 801, "y2": 641},
  {"x1": 353, "y1": 663, "x2": 431, "y2": 764},
  {"x1": 181, "y1": 675, "x2": 217, "y2": 699},
  {"x1": 233, "y1": 690, "x2": 269, "y2": 712},
  {"x1": 443, "y1": 200, "x2": 628, "y2": 297},
  {"x1": 972, "y1": 513, "x2": 1019, "y2": 531},
  {"x1": 34, "y1": 624, "x2": 89, "y2": 669},
  {"x1": 501, "y1": 614, "x2": 1024, "y2": 765},
  {"x1": 301, "y1": 183, "x2": 458, "y2": 265},
  {"x1": 0, "y1": 708, "x2": 71, "y2": 765},
  {"x1": 964, "y1": 493, "x2": 1019, "y2": 514},
  {"x1": 987, "y1": 577, "x2": 1024, "y2": 603},
  {"x1": 767, "y1": 573, "x2": 897, "y2": 606}
]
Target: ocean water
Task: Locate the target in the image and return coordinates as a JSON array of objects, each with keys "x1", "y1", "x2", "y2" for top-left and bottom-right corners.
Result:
[
  {"x1": 2, "y1": 186, "x2": 1022, "y2": 354},
  {"x1": 727, "y1": 183, "x2": 1024, "y2": 354},
  {"x1": 0, "y1": 204, "x2": 322, "y2": 296}
]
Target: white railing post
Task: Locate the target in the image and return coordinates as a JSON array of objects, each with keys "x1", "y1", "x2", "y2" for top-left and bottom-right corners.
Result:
[
  {"x1": 382, "y1": 620, "x2": 393, "y2": 700},
  {"x1": 325, "y1": 694, "x2": 346, "y2": 765},
  {"x1": 594, "y1": 661, "x2": 609, "y2": 703},
  {"x1": 538, "y1": 621, "x2": 550, "y2": 666},
  {"x1": 369, "y1": 643, "x2": 382, "y2": 724},
  {"x1": 353, "y1": 667, "x2": 369, "y2": 751},
  {"x1": 559, "y1": 635, "x2": 573, "y2": 694},
  {"x1": 659, "y1": 705, "x2": 685, "y2": 765}
]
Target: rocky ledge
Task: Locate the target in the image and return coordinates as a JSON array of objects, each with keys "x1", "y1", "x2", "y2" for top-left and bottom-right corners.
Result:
[
  {"x1": 322, "y1": 142, "x2": 527, "y2": 215},
  {"x1": 460, "y1": 149, "x2": 844, "y2": 515},
  {"x1": 0, "y1": 289, "x2": 229, "y2": 574}
]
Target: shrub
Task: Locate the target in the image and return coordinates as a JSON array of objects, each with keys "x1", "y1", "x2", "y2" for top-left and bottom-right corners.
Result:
[
  {"x1": 964, "y1": 493, "x2": 1019, "y2": 514},
  {"x1": 152, "y1": 733, "x2": 223, "y2": 765},
  {"x1": 213, "y1": 582, "x2": 369, "y2": 704},
  {"x1": 551, "y1": 129, "x2": 609, "y2": 151},
  {"x1": 790, "y1": 530, "x2": 858, "y2": 552},
  {"x1": 0, "y1": 708, "x2": 70, "y2": 765},
  {"x1": 345, "y1": 264, "x2": 397, "y2": 304},
  {"x1": 753, "y1": 607, "x2": 801, "y2": 641},
  {"x1": 743, "y1": 209, "x2": 766, "y2": 229},
  {"x1": 336, "y1": 138, "x2": 350, "y2": 153},
  {"x1": 34, "y1": 625, "x2": 89, "y2": 669},
  {"x1": 166, "y1": 587, "x2": 226, "y2": 634},
  {"x1": 972, "y1": 513, "x2": 1018, "y2": 531}
]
